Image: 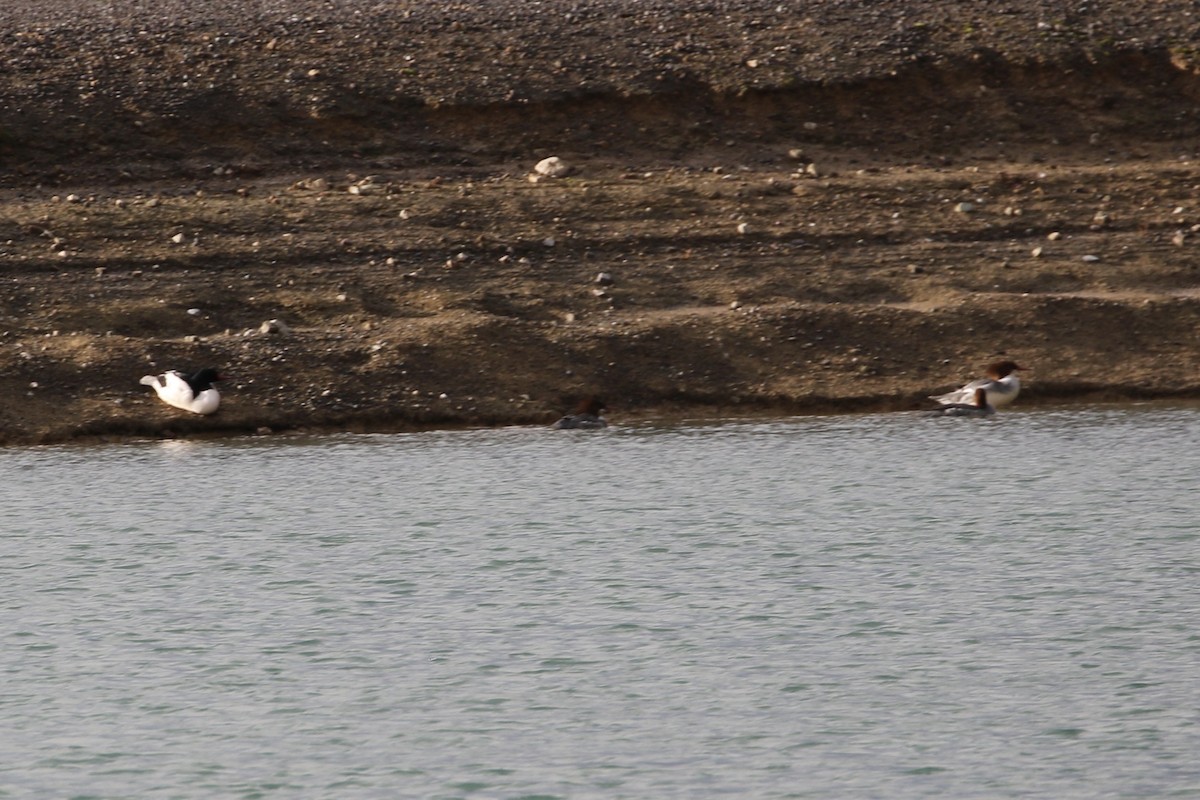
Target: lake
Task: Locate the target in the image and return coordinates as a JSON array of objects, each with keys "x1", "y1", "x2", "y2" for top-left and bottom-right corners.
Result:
[{"x1": 2, "y1": 405, "x2": 1198, "y2": 799}]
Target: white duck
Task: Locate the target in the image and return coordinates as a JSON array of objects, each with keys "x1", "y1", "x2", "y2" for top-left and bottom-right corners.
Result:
[
  {"x1": 931, "y1": 360, "x2": 1023, "y2": 409},
  {"x1": 140, "y1": 368, "x2": 225, "y2": 414},
  {"x1": 925, "y1": 387, "x2": 995, "y2": 418}
]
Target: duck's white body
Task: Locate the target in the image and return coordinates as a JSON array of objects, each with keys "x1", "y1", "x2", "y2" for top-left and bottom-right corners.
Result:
[
  {"x1": 932, "y1": 361, "x2": 1023, "y2": 409},
  {"x1": 932, "y1": 374, "x2": 1020, "y2": 408},
  {"x1": 925, "y1": 388, "x2": 995, "y2": 418},
  {"x1": 140, "y1": 370, "x2": 221, "y2": 415}
]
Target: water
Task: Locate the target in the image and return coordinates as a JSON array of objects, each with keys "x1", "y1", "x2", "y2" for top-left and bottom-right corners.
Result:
[{"x1": 2, "y1": 406, "x2": 1199, "y2": 799}]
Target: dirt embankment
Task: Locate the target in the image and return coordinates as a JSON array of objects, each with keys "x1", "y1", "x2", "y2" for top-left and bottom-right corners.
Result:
[{"x1": 2, "y1": 1, "x2": 1200, "y2": 444}]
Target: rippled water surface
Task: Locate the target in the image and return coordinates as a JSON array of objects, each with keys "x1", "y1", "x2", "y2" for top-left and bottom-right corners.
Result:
[{"x1": 3, "y1": 406, "x2": 1199, "y2": 799}]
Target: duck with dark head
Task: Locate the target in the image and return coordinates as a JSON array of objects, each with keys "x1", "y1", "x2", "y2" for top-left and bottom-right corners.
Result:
[
  {"x1": 551, "y1": 396, "x2": 608, "y2": 430},
  {"x1": 931, "y1": 360, "x2": 1024, "y2": 409},
  {"x1": 140, "y1": 367, "x2": 226, "y2": 415}
]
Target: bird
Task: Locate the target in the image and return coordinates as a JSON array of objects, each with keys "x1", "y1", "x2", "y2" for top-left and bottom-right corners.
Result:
[
  {"x1": 551, "y1": 396, "x2": 608, "y2": 429},
  {"x1": 140, "y1": 368, "x2": 225, "y2": 414},
  {"x1": 931, "y1": 360, "x2": 1023, "y2": 408},
  {"x1": 925, "y1": 387, "x2": 995, "y2": 417}
]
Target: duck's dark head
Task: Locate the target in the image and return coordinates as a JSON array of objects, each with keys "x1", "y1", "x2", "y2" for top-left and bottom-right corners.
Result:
[
  {"x1": 188, "y1": 368, "x2": 227, "y2": 391},
  {"x1": 986, "y1": 360, "x2": 1024, "y2": 379},
  {"x1": 575, "y1": 396, "x2": 606, "y2": 416}
]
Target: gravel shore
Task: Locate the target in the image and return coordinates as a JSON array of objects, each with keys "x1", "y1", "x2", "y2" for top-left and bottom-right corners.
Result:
[{"x1": 2, "y1": 1, "x2": 1200, "y2": 443}]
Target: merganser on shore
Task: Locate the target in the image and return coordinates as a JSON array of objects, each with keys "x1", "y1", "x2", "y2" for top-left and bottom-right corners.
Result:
[
  {"x1": 925, "y1": 387, "x2": 995, "y2": 418},
  {"x1": 140, "y1": 368, "x2": 225, "y2": 414},
  {"x1": 551, "y1": 397, "x2": 607, "y2": 429},
  {"x1": 931, "y1": 360, "x2": 1023, "y2": 408}
]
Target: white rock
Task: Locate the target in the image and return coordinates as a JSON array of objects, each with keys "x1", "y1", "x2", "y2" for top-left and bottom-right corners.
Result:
[
  {"x1": 187, "y1": 308, "x2": 202, "y2": 316},
  {"x1": 170, "y1": 232, "x2": 186, "y2": 244},
  {"x1": 954, "y1": 202, "x2": 975, "y2": 213},
  {"x1": 736, "y1": 222, "x2": 751, "y2": 234},
  {"x1": 260, "y1": 318, "x2": 291, "y2": 335},
  {"x1": 1081, "y1": 255, "x2": 1100, "y2": 262},
  {"x1": 534, "y1": 156, "x2": 572, "y2": 178}
]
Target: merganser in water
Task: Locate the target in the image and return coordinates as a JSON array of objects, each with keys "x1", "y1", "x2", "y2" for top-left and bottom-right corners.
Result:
[
  {"x1": 551, "y1": 397, "x2": 607, "y2": 429},
  {"x1": 931, "y1": 360, "x2": 1023, "y2": 408},
  {"x1": 140, "y1": 368, "x2": 225, "y2": 414},
  {"x1": 925, "y1": 387, "x2": 995, "y2": 417}
]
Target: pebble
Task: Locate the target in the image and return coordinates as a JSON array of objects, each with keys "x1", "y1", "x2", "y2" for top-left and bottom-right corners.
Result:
[
  {"x1": 1081, "y1": 254, "x2": 1100, "y2": 262},
  {"x1": 348, "y1": 177, "x2": 382, "y2": 195},
  {"x1": 259, "y1": 318, "x2": 291, "y2": 335},
  {"x1": 534, "y1": 156, "x2": 572, "y2": 178},
  {"x1": 170, "y1": 232, "x2": 186, "y2": 244},
  {"x1": 954, "y1": 202, "x2": 975, "y2": 213},
  {"x1": 595, "y1": 272, "x2": 614, "y2": 285},
  {"x1": 736, "y1": 222, "x2": 750, "y2": 234}
]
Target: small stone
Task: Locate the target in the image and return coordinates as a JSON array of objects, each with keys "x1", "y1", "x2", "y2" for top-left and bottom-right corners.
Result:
[
  {"x1": 595, "y1": 272, "x2": 614, "y2": 285},
  {"x1": 170, "y1": 232, "x2": 186, "y2": 244},
  {"x1": 1172, "y1": 230, "x2": 1187, "y2": 246},
  {"x1": 534, "y1": 156, "x2": 572, "y2": 178},
  {"x1": 1081, "y1": 254, "x2": 1100, "y2": 262},
  {"x1": 186, "y1": 307, "x2": 202, "y2": 316},
  {"x1": 954, "y1": 202, "x2": 975, "y2": 213},
  {"x1": 736, "y1": 222, "x2": 751, "y2": 234},
  {"x1": 259, "y1": 318, "x2": 291, "y2": 335},
  {"x1": 1047, "y1": 231, "x2": 1062, "y2": 241},
  {"x1": 94, "y1": 266, "x2": 106, "y2": 277},
  {"x1": 542, "y1": 237, "x2": 556, "y2": 247},
  {"x1": 1031, "y1": 246, "x2": 1044, "y2": 257}
]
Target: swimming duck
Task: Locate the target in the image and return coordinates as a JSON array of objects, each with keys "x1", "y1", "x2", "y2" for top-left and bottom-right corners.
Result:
[
  {"x1": 551, "y1": 397, "x2": 607, "y2": 429},
  {"x1": 140, "y1": 368, "x2": 225, "y2": 414},
  {"x1": 931, "y1": 360, "x2": 1023, "y2": 408},
  {"x1": 925, "y1": 387, "x2": 995, "y2": 418}
]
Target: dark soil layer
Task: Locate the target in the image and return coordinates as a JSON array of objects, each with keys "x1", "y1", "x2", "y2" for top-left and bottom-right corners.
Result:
[{"x1": 2, "y1": 0, "x2": 1200, "y2": 443}]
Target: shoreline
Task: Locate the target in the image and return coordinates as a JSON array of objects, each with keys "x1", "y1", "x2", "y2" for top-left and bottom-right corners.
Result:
[{"x1": 10, "y1": 387, "x2": 1200, "y2": 449}]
